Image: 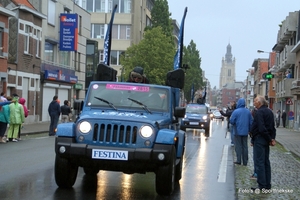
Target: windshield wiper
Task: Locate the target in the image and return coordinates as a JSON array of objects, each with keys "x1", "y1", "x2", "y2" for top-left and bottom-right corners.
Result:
[
  {"x1": 94, "y1": 97, "x2": 118, "y2": 111},
  {"x1": 127, "y1": 98, "x2": 152, "y2": 114}
]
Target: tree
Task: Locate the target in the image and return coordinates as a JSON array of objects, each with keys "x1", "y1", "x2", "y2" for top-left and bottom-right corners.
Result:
[
  {"x1": 120, "y1": 27, "x2": 175, "y2": 85},
  {"x1": 145, "y1": 0, "x2": 173, "y2": 42},
  {"x1": 182, "y1": 40, "x2": 203, "y2": 103}
]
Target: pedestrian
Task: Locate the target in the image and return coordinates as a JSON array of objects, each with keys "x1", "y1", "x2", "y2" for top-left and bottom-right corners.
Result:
[
  {"x1": 220, "y1": 101, "x2": 236, "y2": 146},
  {"x1": 281, "y1": 110, "x2": 287, "y2": 128},
  {"x1": 0, "y1": 96, "x2": 12, "y2": 143},
  {"x1": 18, "y1": 97, "x2": 29, "y2": 140},
  {"x1": 275, "y1": 110, "x2": 280, "y2": 128},
  {"x1": 61, "y1": 100, "x2": 71, "y2": 123},
  {"x1": 249, "y1": 95, "x2": 276, "y2": 191},
  {"x1": 1, "y1": 92, "x2": 7, "y2": 102},
  {"x1": 127, "y1": 66, "x2": 149, "y2": 83},
  {"x1": 7, "y1": 94, "x2": 25, "y2": 142},
  {"x1": 48, "y1": 95, "x2": 61, "y2": 136},
  {"x1": 230, "y1": 98, "x2": 253, "y2": 166}
]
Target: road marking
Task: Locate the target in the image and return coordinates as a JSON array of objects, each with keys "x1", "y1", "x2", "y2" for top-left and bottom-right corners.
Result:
[{"x1": 218, "y1": 145, "x2": 228, "y2": 182}]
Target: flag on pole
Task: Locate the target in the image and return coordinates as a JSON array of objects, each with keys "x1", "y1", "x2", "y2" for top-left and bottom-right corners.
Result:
[
  {"x1": 191, "y1": 83, "x2": 194, "y2": 102},
  {"x1": 173, "y1": 7, "x2": 188, "y2": 70},
  {"x1": 103, "y1": 4, "x2": 118, "y2": 65}
]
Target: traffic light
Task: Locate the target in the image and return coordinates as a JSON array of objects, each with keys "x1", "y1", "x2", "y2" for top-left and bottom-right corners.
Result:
[{"x1": 262, "y1": 72, "x2": 274, "y2": 81}]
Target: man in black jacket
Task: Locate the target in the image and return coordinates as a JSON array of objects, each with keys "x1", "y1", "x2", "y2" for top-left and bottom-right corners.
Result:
[
  {"x1": 48, "y1": 95, "x2": 61, "y2": 136},
  {"x1": 250, "y1": 95, "x2": 276, "y2": 191}
]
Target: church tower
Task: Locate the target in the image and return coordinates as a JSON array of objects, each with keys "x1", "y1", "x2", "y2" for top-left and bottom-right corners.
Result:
[{"x1": 219, "y1": 43, "x2": 236, "y2": 88}]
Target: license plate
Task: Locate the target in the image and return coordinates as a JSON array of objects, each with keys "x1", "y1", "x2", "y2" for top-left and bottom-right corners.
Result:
[
  {"x1": 190, "y1": 122, "x2": 199, "y2": 125},
  {"x1": 92, "y1": 149, "x2": 128, "y2": 160}
]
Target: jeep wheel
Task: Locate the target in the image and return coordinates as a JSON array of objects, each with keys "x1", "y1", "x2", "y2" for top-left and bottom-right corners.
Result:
[
  {"x1": 156, "y1": 146, "x2": 176, "y2": 196},
  {"x1": 55, "y1": 155, "x2": 78, "y2": 188},
  {"x1": 175, "y1": 158, "x2": 183, "y2": 181},
  {"x1": 83, "y1": 167, "x2": 99, "y2": 176}
]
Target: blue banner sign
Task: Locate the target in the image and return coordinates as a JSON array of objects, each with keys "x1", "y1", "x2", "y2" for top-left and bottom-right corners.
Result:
[
  {"x1": 44, "y1": 70, "x2": 78, "y2": 84},
  {"x1": 59, "y1": 13, "x2": 78, "y2": 51}
]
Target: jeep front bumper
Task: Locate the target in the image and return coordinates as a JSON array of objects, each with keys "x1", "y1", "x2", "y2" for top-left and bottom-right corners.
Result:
[{"x1": 55, "y1": 137, "x2": 174, "y2": 172}]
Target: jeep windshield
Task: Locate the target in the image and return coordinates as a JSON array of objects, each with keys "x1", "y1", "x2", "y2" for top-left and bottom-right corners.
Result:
[
  {"x1": 86, "y1": 83, "x2": 169, "y2": 112},
  {"x1": 186, "y1": 104, "x2": 207, "y2": 114}
]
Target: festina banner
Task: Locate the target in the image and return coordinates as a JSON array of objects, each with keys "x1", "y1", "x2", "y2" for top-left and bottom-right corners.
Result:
[
  {"x1": 173, "y1": 7, "x2": 188, "y2": 70},
  {"x1": 103, "y1": 4, "x2": 118, "y2": 65},
  {"x1": 59, "y1": 13, "x2": 78, "y2": 51}
]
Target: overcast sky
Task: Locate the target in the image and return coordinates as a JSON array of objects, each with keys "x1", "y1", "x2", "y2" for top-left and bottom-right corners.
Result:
[{"x1": 168, "y1": 0, "x2": 299, "y2": 89}]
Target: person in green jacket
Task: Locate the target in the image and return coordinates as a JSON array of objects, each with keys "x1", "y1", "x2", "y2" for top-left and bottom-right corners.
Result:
[{"x1": 7, "y1": 94, "x2": 24, "y2": 142}]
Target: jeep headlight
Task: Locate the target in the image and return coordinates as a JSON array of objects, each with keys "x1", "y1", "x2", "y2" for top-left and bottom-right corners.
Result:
[
  {"x1": 79, "y1": 121, "x2": 91, "y2": 134},
  {"x1": 202, "y1": 115, "x2": 208, "y2": 120},
  {"x1": 140, "y1": 125, "x2": 153, "y2": 138}
]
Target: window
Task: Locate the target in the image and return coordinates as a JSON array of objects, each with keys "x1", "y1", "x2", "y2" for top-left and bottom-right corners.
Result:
[
  {"x1": 78, "y1": 15, "x2": 82, "y2": 35},
  {"x1": 95, "y1": 0, "x2": 105, "y2": 12},
  {"x1": 228, "y1": 69, "x2": 231, "y2": 76},
  {"x1": 86, "y1": 0, "x2": 93, "y2": 12},
  {"x1": 0, "y1": 27, "x2": 3, "y2": 56},
  {"x1": 108, "y1": 0, "x2": 113, "y2": 12},
  {"x1": 45, "y1": 41, "x2": 55, "y2": 62},
  {"x1": 99, "y1": 50, "x2": 104, "y2": 63},
  {"x1": 121, "y1": 0, "x2": 131, "y2": 13},
  {"x1": 110, "y1": 50, "x2": 124, "y2": 65},
  {"x1": 77, "y1": 52, "x2": 81, "y2": 71},
  {"x1": 59, "y1": 51, "x2": 70, "y2": 67},
  {"x1": 91, "y1": 24, "x2": 105, "y2": 39},
  {"x1": 24, "y1": 25, "x2": 30, "y2": 54},
  {"x1": 36, "y1": 30, "x2": 41, "y2": 57},
  {"x1": 48, "y1": 0, "x2": 56, "y2": 25},
  {"x1": 111, "y1": 25, "x2": 131, "y2": 40}
]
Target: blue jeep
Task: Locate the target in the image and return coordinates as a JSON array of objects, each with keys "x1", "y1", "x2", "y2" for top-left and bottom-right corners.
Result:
[{"x1": 54, "y1": 67, "x2": 186, "y2": 196}]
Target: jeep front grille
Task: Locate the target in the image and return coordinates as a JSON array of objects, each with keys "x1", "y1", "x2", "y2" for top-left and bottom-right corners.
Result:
[{"x1": 92, "y1": 123, "x2": 137, "y2": 144}]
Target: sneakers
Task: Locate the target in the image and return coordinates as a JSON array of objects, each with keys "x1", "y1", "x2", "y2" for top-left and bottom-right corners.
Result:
[{"x1": 12, "y1": 139, "x2": 18, "y2": 142}]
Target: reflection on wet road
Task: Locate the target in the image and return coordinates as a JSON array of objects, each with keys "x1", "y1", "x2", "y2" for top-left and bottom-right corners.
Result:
[{"x1": 0, "y1": 119, "x2": 235, "y2": 200}]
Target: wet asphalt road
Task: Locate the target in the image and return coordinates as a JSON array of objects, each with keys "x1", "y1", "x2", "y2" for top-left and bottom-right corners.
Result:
[{"x1": 0, "y1": 119, "x2": 235, "y2": 200}]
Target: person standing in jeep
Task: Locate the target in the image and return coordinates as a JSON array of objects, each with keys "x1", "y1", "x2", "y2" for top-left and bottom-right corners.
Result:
[{"x1": 126, "y1": 66, "x2": 149, "y2": 83}]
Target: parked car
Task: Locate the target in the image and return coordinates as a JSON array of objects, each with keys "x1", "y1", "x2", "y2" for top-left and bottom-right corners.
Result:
[{"x1": 180, "y1": 103, "x2": 210, "y2": 135}]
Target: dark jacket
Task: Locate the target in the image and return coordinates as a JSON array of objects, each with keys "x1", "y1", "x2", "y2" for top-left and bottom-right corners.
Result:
[
  {"x1": 250, "y1": 105, "x2": 276, "y2": 142},
  {"x1": 61, "y1": 105, "x2": 71, "y2": 115},
  {"x1": 281, "y1": 111, "x2": 287, "y2": 120},
  {"x1": 48, "y1": 101, "x2": 61, "y2": 117},
  {"x1": 220, "y1": 107, "x2": 235, "y2": 128}
]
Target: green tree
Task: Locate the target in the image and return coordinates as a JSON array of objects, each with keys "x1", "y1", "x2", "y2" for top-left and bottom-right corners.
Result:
[
  {"x1": 145, "y1": 0, "x2": 173, "y2": 42},
  {"x1": 182, "y1": 40, "x2": 203, "y2": 103},
  {"x1": 120, "y1": 27, "x2": 175, "y2": 85}
]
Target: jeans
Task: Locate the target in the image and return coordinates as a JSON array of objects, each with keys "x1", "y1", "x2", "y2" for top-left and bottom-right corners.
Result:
[
  {"x1": 253, "y1": 135, "x2": 271, "y2": 189},
  {"x1": 229, "y1": 124, "x2": 235, "y2": 145},
  {"x1": 234, "y1": 135, "x2": 248, "y2": 165},
  {"x1": 49, "y1": 115, "x2": 59, "y2": 135}
]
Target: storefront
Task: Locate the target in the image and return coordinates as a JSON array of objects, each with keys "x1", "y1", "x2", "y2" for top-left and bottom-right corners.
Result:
[{"x1": 41, "y1": 70, "x2": 77, "y2": 121}]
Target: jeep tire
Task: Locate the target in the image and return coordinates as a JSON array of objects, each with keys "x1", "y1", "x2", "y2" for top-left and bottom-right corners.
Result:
[
  {"x1": 55, "y1": 155, "x2": 78, "y2": 188},
  {"x1": 155, "y1": 146, "x2": 176, "y2": 196}
]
